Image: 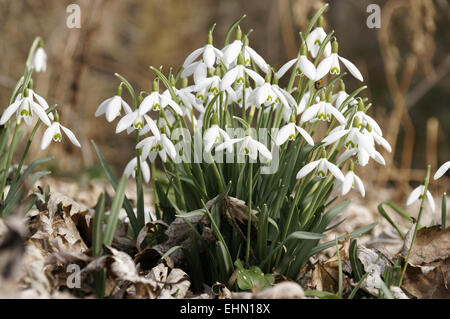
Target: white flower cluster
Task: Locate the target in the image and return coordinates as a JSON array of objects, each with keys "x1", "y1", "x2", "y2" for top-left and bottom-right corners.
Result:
[
  {"x1": 0, "y1": 46, "x2": 81, "y2": 151},
  {"x1": 96, "y1": 18, "x2": 392, "y2": 198}
]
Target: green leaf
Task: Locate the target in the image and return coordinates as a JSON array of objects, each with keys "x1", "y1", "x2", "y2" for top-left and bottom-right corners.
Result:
[
  {"x1": 103, "y1": 174, "x2": 127, "y2": 246},
  {"x1": 92, "y1": 193, "x2": 106, "y2": 258},
  {"x1": 234, "y1": 260, "x2": 274, "y2": 291},
  {"x1": 308, "y1": 222, "x2": 377, "y2": 257},
  {"x1": 305, "y1": 4, "x2": 329, "y2": 37},
  {"x1": 224, "y1": 15, "x2": 246, "y2": 46},
  {"x1": 161, "y1": 245, "x2": 184, "y2": 259},
  {"x1": 349, "y1": 239, "x2": 364, "y2": 281},
  {"x1": 304, "y1": 290, "x2": 341, "y2": 299},
  {"x1": 377, "y1": 201, "x2": 412, "y2": 238},
  {"x1": 91, "y1": 140, "x2": 140, "y2": 237},
  {"x1": 442, "y1": 194, "x2": 446, "y2": 229},
  {"x1": 176, "y1": 209, "x2": 207, "y2": 219},
  {"x1": 286, "y1": 231, "x2": 325, "y2": 241},
  {"x1": 4, "y1": 156, "x2": 52, "y2": 205}
]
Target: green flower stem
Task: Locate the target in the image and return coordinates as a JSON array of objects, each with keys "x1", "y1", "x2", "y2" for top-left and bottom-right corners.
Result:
[
  {"x1": 209, "y1": 153, "x2": 225, "y2": 194},
  {"x1": 10, "y1": 118, "x2": 42, "y2": 186},
  {"x1": 0, "y1": 123, "x2": 20, "y2": 200},
  {"x1": 245, "y1": 161, "x2": 253, "y2": 265},
  {"x1": 135, "y1": 131, "x2": 145, "y2": 229},
  {"x1": 398, "y1": 165, "x2": 431, "y2": 287}
]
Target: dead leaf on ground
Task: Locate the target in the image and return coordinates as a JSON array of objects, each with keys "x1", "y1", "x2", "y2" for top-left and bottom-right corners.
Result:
[
  {"x1": 401, "y1": 225, "x2": 450, "y2": 265},
  {"x1": 402, "y1": 258, "x2": 450, "y2": 299}
]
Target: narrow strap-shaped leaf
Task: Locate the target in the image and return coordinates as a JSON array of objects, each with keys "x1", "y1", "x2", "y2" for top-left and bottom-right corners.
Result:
[
  {"x1": 91, "y1": 140, "x2": 140, "y2": 237},
  {"x1": 224, "y1": 15, "x2": 246, "y2": 46},
  {"x1": 103, "y1": 174, "x2": 127, "y2": 246},
  {"x1": 92, "y1": 193, "x2": 106, "y2": 258}
]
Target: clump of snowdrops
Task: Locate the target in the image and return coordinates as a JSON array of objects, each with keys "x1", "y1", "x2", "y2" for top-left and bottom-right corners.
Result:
[
  {"x1": 0, "y1": 37, "x2": 81, "y2": 218},
  {"x1": 93, "y1": 5, "x2": 392, "y2": 290}
]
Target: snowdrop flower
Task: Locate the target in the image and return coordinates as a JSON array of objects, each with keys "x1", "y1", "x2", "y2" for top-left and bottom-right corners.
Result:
[
  {"x1": 95, "y1": 86, "x2": 132, "y2": 122},
  {"x1": 203, "y1": 113, "x2": 232, "y2": 152},
  {"x1": 352, "y1": 100, "x2": 383, "y2": 136},
  {"x1": 216, "y1": 135, "x2": 272, "y2": 161},
  {"x1": 340, "y1": 161, "x2": 365, "y2": 197},
  {"x1": 247, "y1": 75, "x2": 290, "y2": 108},
  {"x1": 337, "y1": 144, "x2": 385, "y2": 167},
  {"x1": 222, "y1": 30, "x2": 269, "y2": 73},
  {"x1": 123, "y1": 156, "x2": 151, "y2": 183},
  {"x1": 194, "y1": 67, "x2": 222, "y2": 96},
  {"x1": 0, "y1": 89, "x2": 51, "y2": 126},
  {"x1": 40, "y1": 116, "x2": 81, "y2": 150},
  {"x1": 305, "y1": 16, "x2": 331, "y2": 58},
  {"x1": 301, "y1": 92, "x2": 346, "y2": 124},
  {"x1": 31, "y1": 47, "x2": 47, "y2": 72},
  {"x1": 406, "y1": 184, "x2": 435, "y2": 212},
  {"x1": 182, "y1": 26, "x2": 223, "y2": 70},
  {"x1": 434, "y1": 161, "x2": 450, "y2": 180},
  {"x1": 136, "y1": 131, "x2": 177, "y2": 163},
  {"x1": 332, "y1": 81, "x2": 357, "y2": 112},
  {"x1": 322, "y1": 118, "x2": 378, "y2": 156},
  {"x1": 15, "y1": 81, "x2": 54, "y2": 120},
  {"x1": 316, "y1": 40, "x2": 363, "y2": 82},
  {"x1": 163, "y1": 80, "x2": 205, "y2": 115},
  {"x1": 277, "y1": 42, "x2": 316, "y2": 81},
  {"x1": 116, "y1": 108, "x2": 159, "y2": 136},
  {"x1": 140, "y1": 81, "x2": 183, "y2": 116},
  {"x1": 296, "y1": 151, "x2": 345, "y2": 181},
  {"x1": 275, "y1": 116, "x2": 314, "y2": 146},
  {"x1": 220, "y1": 58, "x2": 265, "y2": 91}
]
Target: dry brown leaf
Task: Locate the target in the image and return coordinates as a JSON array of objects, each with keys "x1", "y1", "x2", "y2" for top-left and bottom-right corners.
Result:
[
  {"x1": 402, "y1": 225, "x2": 450, "y2": 265},
  {"x1": 402, "y1": 258, "x2": 450, "y2": 299}
]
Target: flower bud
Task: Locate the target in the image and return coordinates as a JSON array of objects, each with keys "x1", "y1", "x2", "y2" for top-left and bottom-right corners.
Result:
[
  {"x1": 327, "y1": 91, "x2": 333, "y2": 103},
  {"x1": 339, "y1": 80, "x2": 345, "y2": 92},
  {"x1": 211, "y1": 111, "x2": 219, "y2": 125}
]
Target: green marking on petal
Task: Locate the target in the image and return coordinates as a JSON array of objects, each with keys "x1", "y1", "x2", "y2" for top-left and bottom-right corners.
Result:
[
  {"x1": 53, "y1": 133, "x2": 61, "y2": 142},
  {"x1": 331, "y1": 67, "x2": 340, "y2": 74},
  {"x1": 153, "y1": 103, "x2": 160, "y2": 111},
  {"x1": 314, "y1": 39, "x2": 322, "y2": 46}
]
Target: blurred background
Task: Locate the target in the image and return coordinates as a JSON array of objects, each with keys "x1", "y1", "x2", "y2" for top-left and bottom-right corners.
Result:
[{"x1": 0, "y1": 0, "x2": 448, "y2": 202}]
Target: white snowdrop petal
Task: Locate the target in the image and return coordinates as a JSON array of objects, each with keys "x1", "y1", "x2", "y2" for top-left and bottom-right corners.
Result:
[
  {"x1": 322, "y1": 129, "x2": 349, "y2": 146},
  {"x1": 299, "y1": 56, "x2": 317, "y2": 80},
  {"x1": 116, "y1": 111, "x2": 138, "y2": 133},
  {"x1": 245, "y1": 46, "x2": 269, "y2": 73},
  {"x1": 181, "y1": 61, "x2": 200, "y2": 78},
  {"x1": 326, "y1": 161, "x2": 345, "y2": 181},
  {"x1": 183, "y1": 47, "x2": 204, "y2": 67},
  {"x1": 296, "y1": 160, "x2": 320, "y2": 179},
  {"x1": 426, "y1": 190, "x2": 435, "y2": 212},
  {"x1": 0, "y1": 100, "x2": 21, "y2": 125},
  {"x1": 203, "y1": 44, "x2": 216, "y2": 69},
  {"x1": 220, "y1": 67, "x2": 240, "y2": 90},
  {"x1": 406, "y1": 186, "x2": 422, "y2": 206},
  {"x1": 40, "y1": 123, "x2": 59, "y2": 150},
  {"x1": 61, "y1": 125, "x2": 81, "y2": 148},
  {"x1": 296, "y1": 126, "x2": 314, "y2": 146},
  {"x1": 31, "y1": 102, "x2": 51, "y2": 126},
  {"x1": 434, "y1": 161, "x2": 450, "y2": 180},
  {"x1": 338, "y1": 55, "x2": 364, "y2": 82},
  {"x1": 315, "y1": 56, "x2": 333, "y2": 81},
  {"x1": 277, "y1": 58, "x2": 298, "y2": 79}
]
